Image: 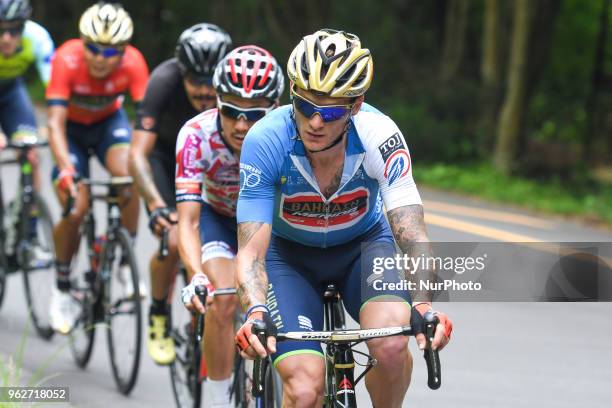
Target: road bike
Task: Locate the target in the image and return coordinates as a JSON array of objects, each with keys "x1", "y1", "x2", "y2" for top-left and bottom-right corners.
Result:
[
  {"x1": 64, "y1": 176, "x2": 143, "y2": 395},
  {"x1": 0, "y1": 138, "x2": 55, "y2": 339},
  {"x1": 252, "y1": 284, "x2": 442, "y2": 407}
]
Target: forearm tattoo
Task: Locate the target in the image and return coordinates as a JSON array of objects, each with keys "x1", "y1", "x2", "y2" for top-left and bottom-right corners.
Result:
[
  {"x1": 387, "y1": 205, "x2": 435, "y2": 303},
  {"x1": 237, "y1": 222, "x2": 264, "y2": 249},
  {"x1": 236, "y1": 222, "x2": 268, "y2": 309},
  {"x1": 237, "y1": 257, "x2": 269, "y2": 311}
]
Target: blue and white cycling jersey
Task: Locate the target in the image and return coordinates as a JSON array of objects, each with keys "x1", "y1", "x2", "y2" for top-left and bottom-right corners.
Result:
[{"x1": 237, "y1": 103, "x2": 422, "y2": 248}]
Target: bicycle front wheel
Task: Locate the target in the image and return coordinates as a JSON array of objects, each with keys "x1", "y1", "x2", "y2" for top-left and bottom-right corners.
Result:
[
  {"x1": 0, "y1": 250, "x2": 6, "y2": 310},
  {"x1": 21, "y1": 192, "x2": 56, "y2": 339},
  {"x1": 104, "y1": 227, "x2": 142, "y2": 395},
  {"x1": 69, "y1": 223, "x2": 97, "y2": 368},
  {"x1": 170, "y1": 270, "x2": 204, "y2": 408},
  {"x1": 234, "y1": 356, "x2": 282, "y2": 408}
]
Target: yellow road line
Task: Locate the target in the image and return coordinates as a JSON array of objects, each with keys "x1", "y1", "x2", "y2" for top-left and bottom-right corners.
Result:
[
  {"x1": 425, "y1": 212, "x2": 612, "y2": 266},
  {"x1": 425, "y1": 213, "x2": 542, "y2": 242},
  {"x1": 424, "y1": 200, "x2": 552, "y2": 229}
]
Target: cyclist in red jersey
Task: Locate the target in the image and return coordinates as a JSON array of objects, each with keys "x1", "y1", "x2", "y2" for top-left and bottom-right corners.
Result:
[{"x1": 46, "y1": 2, "x2": 149, "y2": 334}]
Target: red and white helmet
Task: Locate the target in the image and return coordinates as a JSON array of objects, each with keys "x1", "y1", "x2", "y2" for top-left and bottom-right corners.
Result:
[{"x1": 213, "y1": 45, "x2": 284, "y2": 101}]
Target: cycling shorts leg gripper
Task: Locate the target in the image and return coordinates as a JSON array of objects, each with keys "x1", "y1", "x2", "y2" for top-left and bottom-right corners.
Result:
[
  {"x1": 201, "y1": 241, "x2": 234, "y2": 264},
  {"x1": 272, "y1": 349, "x2": 325, "y2": 368}
]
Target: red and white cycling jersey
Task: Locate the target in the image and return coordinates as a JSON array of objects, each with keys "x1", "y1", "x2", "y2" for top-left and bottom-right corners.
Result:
[{"x1": 175, "y1": 108, "x2": 239, "y2": 217}]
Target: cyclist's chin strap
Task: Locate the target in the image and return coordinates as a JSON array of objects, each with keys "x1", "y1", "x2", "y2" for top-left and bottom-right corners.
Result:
[{"x1": 295, "y1": 113, "x2": 350, "y2": 154}]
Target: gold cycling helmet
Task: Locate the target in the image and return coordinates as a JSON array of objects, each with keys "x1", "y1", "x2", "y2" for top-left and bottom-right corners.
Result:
[
  {"x1": 287, "y1": 29, "x2": 373, "y2": 98},
  {"x1": 79, "y1": 2, "x2": 133, "y2": 46}
]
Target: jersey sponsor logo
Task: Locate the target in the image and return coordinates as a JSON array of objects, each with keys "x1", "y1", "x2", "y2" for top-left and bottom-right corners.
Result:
[
  {"x1": 378, "y1": 132, "x2": 405, "y2": 161},
  {"x1": 298, "y1": 315, "x2": 313, "y2": 331},
  {"x1": 279, "y1": 187, "x2": 369, "y2": 232},
  {"x1": 112, "y1": 128, "x2": 129, "y2": 138},
  {"x1": 379, "y1": 133, "x2": 410, "y2": 186},
  {"x1": 384, "y1": 150, "x2": 410, "y2": 186},
  {"x1": 239, "y1": 163, "x2": 262, "y2": 193}
]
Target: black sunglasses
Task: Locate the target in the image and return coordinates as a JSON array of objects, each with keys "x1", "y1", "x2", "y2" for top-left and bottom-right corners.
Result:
[{"x1": 0, "y1": 23, "x2": 24, "y2": 37}]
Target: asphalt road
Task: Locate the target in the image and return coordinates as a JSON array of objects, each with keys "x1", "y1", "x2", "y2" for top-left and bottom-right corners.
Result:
[{"x1": 1, "y1": 138, "x2": 611, "y2": 407}]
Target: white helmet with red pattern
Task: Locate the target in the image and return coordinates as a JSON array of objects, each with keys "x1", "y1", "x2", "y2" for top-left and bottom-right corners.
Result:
[{"x1": 213, "y1": 45, "x2": 284, "y2": 101}]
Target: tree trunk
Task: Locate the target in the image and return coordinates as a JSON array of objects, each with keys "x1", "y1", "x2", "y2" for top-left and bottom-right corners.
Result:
[
  {"x1": 439, "y1": 0, "x2": 470, "y2": 82},
  {"x1": 493, "y1": 0, "x2": 534, "y2": 175},
  {"x1": 482, "y1": 0, "x2": 502, "y2": 87},
  {"x1": 479, "y1": 0, "x2": 503, "y2": 154},
  {"x1": 585, "y1": 0, "x2": 611, "y2": 165}
]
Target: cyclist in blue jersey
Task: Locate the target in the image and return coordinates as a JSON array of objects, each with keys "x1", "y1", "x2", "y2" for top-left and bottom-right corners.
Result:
[
  {"x1": 232, "y1": 30, "x2": 453, "y2": 407},
  {"x1": 0, "y1": 0, "x2": 54, "y2": 265}
]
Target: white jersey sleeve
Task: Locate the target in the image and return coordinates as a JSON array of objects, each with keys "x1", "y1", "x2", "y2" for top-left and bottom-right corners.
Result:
[
  {"x1": 25, "y1": 21, "x2": 54, "y2": 86},
  {"x1": 356, "y1": 110, "x2": 422, "y2": 211}
]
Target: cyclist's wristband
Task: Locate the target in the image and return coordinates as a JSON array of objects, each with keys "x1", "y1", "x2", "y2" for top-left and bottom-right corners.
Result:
[{"x1": 246, "y1": 304, "x2": 270, "y2": 317}]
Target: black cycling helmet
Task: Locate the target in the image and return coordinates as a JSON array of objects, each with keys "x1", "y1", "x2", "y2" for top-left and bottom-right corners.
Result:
[
  {"x1": 175, "y1": 23, "x2": 232, "y2": 84},
  {"x1": 0, "y1": 0, "x2": 31, "y2": 21}
]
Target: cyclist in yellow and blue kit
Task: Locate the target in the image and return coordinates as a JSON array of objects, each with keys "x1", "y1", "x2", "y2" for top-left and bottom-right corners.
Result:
[{"x1": 0, "y1": 0, "x2": 54, "y2": 266}]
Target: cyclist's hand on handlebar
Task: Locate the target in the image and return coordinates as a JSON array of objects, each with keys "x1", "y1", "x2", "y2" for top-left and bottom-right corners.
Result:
[
  {"x1": 235, "y1": 310, "x2": 277, "y2": 360},
  {"x1": 0, "y1": 133, "x2": 6, "y2": 149},
  {"x1": 411, "y1": 302, "x2": 453, "y2": 351},
  {"x1": 148, "y1": 206, "x2": 177, "y2": 237},
  {"x1": 57, "y1": 167, "x2": 78, "y2": 198},
  {"x1": 181, "y1": 273, "x2": 214, "y2": 314}
]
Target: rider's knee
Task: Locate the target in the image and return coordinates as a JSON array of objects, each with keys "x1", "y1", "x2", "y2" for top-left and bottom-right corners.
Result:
[
  {"x1": 368, "y1": 336, "x2": 409, "y2": 369},
  {"x1": 283, "y1": 368, "x2": 324, "y2": 407},
  {"x1": 209, "y1": 295, "x2": 237, "y2": 322}
]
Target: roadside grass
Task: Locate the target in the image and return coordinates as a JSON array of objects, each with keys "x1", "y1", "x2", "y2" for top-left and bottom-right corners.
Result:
[
  {"x1": 414, "y1": 162, "x2": 612, "y2": 226},
  {"x1": 0, "y1": 321, "x2": 69, "y2": 408}
]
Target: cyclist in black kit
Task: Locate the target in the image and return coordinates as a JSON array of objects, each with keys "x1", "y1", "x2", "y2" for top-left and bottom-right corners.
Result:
[{"x1": 128, "y1": 22, "x2": 232, "y2": 365}]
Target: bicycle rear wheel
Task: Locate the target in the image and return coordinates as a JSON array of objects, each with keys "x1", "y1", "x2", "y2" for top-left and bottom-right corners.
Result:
[
  {"x1": 170, "y1": 270, "x2": 204, "y2": 408},
  {"x1": 21, "y1": 192, "x2": 56, "y2": 339},
  {"x1": 104, "y1": 227, "x2": 142, "y2": 395},
  {"x1": 0, "y1": 181, "x2": 6, "y2": 310}
]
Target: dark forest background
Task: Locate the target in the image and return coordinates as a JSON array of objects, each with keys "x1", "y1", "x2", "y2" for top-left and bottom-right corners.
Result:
[{"x1": 30, "y1": 0, "x2": 611, "y2": 181}]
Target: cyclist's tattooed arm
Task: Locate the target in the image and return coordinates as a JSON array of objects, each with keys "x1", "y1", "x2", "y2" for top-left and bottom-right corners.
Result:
[
  {"x1": 129, "y1": 129, "x2": 165, "y2": 209},
  {"x1": 387, "y1": 204, "x2": 435, "y2": 303},
  {"x1": 236, "y1": 222, "x2": 273, "y2": 311}
]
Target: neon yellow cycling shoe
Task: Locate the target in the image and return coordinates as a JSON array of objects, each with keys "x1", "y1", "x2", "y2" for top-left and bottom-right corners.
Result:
[{"x1": 147, "y1": 314, "x2": 176, "y2": 365}]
